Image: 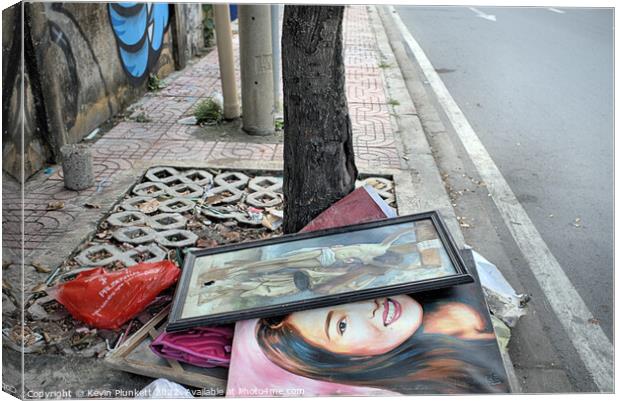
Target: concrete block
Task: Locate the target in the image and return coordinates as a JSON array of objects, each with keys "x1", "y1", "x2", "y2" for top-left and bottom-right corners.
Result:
[
  {"x1": 205, "y1": 185, "x2": 244, "y2": 204},
  {"x1": 145, "y1": 166, "x2": 181, "y2": 183},
  {"x1": 148, "y1": 213, "x2": 187, "y2": 230},
  {"x1": 107, "y1": 211, "x2": 148, "y2": 227},
  {"x1": 357, "y1": 177, "x2": 396, "y2": 205},
  {"x1": 120, "y1": 196, "x2": 161, "y2": 214},
  {"x1": 248, "y1": 176, "x2": 282, "y2": 193},
  {"x1": 156, "y1": 229, "x2": 198, "y2": 248},
  {"x1": 132, "y1": 182, "x2": 170, "y2": 197},
  {"x1": 214, "y1": 172, "x2": 249, "y2": 188},
  {"x1": 124, "y1": 244, "x2": 167, "y2": 265},
  {"x1": 181, "y1": 169, "x2": 214, "y2": 187},
  {"x1": 74, "y1": 243, "x2": 166, "y2": 267},
  {"x1": 159, "y1": 198, "x2": 196, "y2": 213},
  {"x1": 112, "y1": 226, "x2": 157, "y2": 245},
  {"x1": 246, "y1": 190, "x2": 282, "y2": 208},
  {"x1": 60, "y1": 144, "x2": 94, "y2": 191},
  {"x1": 166, "y1": 181, "x2": 204, "y2": 198},
  {"x1": 75, "y1": 244, "x2": 120, "y2": 267}
]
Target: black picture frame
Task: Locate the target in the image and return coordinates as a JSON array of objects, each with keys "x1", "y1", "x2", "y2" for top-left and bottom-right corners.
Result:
[{"x1": 167, "y1": 211, "x2": 473, "y2": 331}]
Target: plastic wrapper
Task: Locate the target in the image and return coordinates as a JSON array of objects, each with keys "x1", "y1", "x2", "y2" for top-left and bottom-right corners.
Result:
[{"x1": 52, "y1": 261, "x2": 180, "y2": 330}]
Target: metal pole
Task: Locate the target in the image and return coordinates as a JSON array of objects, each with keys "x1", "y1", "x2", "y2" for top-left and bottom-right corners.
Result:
[
  {"x1": 238, "y1": 5, "x2": 275, "y2": 135},
  {"x1": 270, "y1": 4, "x2": 282, "y2": 113},
  {"x1": 213, "y1": 4, "x2": 240, "y2": 119}
]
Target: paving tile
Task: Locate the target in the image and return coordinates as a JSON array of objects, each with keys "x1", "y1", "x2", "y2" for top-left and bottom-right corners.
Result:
[
  {"x1": 129, "y1": 96, "x2": 201, "y2": 124},
  {"x1": 345, "y1": 47, "x2": 380, "y2": 69},
  {"x1": 346, "y1": 75, "x2": 388, "y2": 104},
  {"x1": 93, "y1": 157, "x2": 135, "y2": 181},
  {"x1": 103, "y1": 121, "x2": 169, "y2": 141},
  {"x1": 345, "y1": 65, "x2": 382, "y2": 80},
  {"x1": 349, "y1": 102, "x2": 392, "y2": 125},
  {"x1": 91, "y1": 138, "x2": 157, "y2": 161},
  {"x1": 208, "y1": 142, "x2": 278, "y2": 162},
  {"x1": 143, "y1": 139, "x2": 215, "y2": 161},
  {"x1": 354, "y1": 146, "x2": 402, "y2": 169},
  {"x1": 159, "y1": 123, "x2": 203, "y2": 141},
  {"x1": 156, "y1": 76, "x2": 221, "y2": 98}
]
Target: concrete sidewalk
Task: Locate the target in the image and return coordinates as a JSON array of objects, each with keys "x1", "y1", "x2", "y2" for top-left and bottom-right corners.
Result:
[
  {"x1": 3, "y1": 6, "x2": 405, "y2": 277},
  {"x1": 2, "y1": 5, "x2": 483, "y2": 394}
]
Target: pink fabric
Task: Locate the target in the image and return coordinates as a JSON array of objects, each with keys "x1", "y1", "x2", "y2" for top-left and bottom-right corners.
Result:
[{"x1": 150, "y1": 326, "x2": 234, "y2": 368}]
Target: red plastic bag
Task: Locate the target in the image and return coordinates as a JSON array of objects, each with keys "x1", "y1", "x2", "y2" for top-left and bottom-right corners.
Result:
[{"x1": 54, "y1": 261, "x2": 180, "y2": 330}]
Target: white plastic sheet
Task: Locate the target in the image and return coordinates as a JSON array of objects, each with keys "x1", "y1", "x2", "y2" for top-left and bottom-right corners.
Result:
[
  {"x1": 473, "y1": 250, "x2": 528, "y2": 327},
  {"x1": 136, "y1": 379, "x2": 193, "y2": 399}
]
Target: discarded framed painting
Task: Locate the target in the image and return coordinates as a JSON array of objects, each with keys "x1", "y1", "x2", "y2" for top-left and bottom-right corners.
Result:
[
  {"x1": 225, "y1": 249, "x2": 510, "y2": 396},
  {"x1": 168, "y1": 211, "x2": 472, "y2": 330}
]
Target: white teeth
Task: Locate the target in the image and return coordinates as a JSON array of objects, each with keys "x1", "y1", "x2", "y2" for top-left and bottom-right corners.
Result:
[{"x1": 386, "y1": 301, "x2": 395, "y2": 324}]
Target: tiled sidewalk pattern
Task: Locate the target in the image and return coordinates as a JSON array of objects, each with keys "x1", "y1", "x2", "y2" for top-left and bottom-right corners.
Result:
[{"x1": 3, "y1": 6, "x2": 401, "y2": 261}]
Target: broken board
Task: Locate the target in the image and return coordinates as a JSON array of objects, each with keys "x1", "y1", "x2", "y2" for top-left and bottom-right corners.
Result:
[{"x1": 104, "y1": 305, "x2": 227, "y2": 394}]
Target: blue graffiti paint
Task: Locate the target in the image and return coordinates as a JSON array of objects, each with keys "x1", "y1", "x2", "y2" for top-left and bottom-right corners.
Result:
[{"x1": 108, "y1": 3, "x2": 170, "y2": 85}]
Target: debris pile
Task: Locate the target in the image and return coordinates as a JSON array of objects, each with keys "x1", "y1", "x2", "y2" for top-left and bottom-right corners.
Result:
[{"x1": 3, "y1": 167, "x2": 397, "y2": 363}]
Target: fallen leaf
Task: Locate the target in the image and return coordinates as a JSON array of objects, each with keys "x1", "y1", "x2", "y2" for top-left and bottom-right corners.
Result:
[
  {"x1": 31, "y1": 283, "x2": 48, "y2": 293},
  {"x1": 2, "y1": 278, "x2": 13, "y2": 290},
  {"x1": 46, "y1": 201, "x2": 65, "y2": 210},
  {"x1": 138, "y1": 199, "x2": 160, "y2": 213},
  {"x1": 262, "y1": 213, "x2": 283, "y2": 230},
  {"x1": 221, "y1": 231, "x2": 241, "y2": 242},
  {"x1": 32, "y1": 262, "x2": 51, "y2": 273},
  {"x1": 206, "y1": 194, "x2": 225, "y2": 205},
  {"x1": 196, "y1": 238, "x2": 218, "y2": 248}
]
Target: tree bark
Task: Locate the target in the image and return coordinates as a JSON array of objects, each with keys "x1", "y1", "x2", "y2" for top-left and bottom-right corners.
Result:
[{"x1": 282, "y1": 5, "x2": 358, "y2": 234}]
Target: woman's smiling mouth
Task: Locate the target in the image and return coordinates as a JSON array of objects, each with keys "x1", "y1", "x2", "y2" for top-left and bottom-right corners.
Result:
[{"x1": 383, "y1": 298, "x2": 402, "y2": 326}]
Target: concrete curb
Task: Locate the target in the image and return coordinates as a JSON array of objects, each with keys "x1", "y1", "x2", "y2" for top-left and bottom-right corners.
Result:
[{"x1": 368, "y1": 6, "x2": 465, "y2": 246}]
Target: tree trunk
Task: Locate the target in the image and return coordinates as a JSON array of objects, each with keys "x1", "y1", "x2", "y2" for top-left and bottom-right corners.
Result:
[{"x1": 282, "y1": 5, "x2": 358, "y2": 234}]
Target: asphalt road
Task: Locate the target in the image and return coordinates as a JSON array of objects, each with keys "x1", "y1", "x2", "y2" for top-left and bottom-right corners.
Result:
[{"x1": 395, "y1": 6, "x2": 614, "y2": 339}]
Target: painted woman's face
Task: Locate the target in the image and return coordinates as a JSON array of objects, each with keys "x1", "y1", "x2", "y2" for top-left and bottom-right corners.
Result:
[{"x1": 285, "y1": 295, "x2": 422, "y2": 356}]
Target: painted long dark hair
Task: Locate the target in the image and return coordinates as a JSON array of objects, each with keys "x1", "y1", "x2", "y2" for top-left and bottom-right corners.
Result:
[{"x1": 256, "y1": 302, "x2": 508, "y2": 394}]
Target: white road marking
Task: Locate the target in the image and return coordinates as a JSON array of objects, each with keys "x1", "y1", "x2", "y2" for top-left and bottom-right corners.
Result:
[
  {"x1": 388, "y1": 6, "x2": 613, "y2": 392},
  {"x1": 548, "y1": 7, "x2": 566, "y2": 14},
  {"x1": 468, "y1": 7, "x2": 497, "y2": 22}
]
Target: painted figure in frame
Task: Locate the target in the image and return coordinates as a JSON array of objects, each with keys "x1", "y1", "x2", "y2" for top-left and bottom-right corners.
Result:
[{"x1": 194, "y1": 220, "x2": 450, "y2": 309}]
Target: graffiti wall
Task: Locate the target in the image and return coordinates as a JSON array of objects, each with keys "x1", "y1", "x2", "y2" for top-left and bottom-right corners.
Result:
[
  {"x1": 2, "y1": 2, "x2": 203, "y2": 179},
  {"x1": 108, "y1": 3, "x2": 171, "y2": 85}
]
